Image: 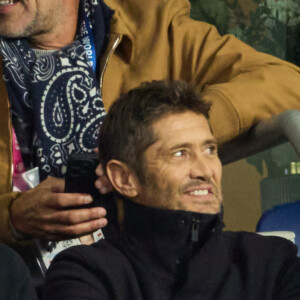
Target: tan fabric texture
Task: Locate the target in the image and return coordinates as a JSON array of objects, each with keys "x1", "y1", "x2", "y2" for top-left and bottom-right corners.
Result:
[
  {"x1": 0, "y1": 192, "x2": 23, "y2": 245},
  {"x1": 0, "y1": 0, "x2": 300, "y2": 244}
]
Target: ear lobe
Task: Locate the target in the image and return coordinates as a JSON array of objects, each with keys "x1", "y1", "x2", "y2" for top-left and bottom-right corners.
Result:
[{"x1": 106, "y1": 160, "x2": 139, "y2": 198}]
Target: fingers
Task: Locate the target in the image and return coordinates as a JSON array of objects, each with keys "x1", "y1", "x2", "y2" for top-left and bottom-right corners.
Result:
[
  {"x1": 95, "y1": 177, "x2": 113, "y2": 194},
  {"x1": 9, "y1": 174, "x2": 110, "y2": 241},
  {"x1": 48, "y1": 207, "x2": 107, "y2": 226},
  {"x1": 34, "y1": 217, "x2": 108, "y2": 241},
  {"x1": 39, "y1": 178, "x2": 97, "y2": 209},
  {"x1": 48, "y1": 193, "x2": 93, "y2": 209},
  {"x1": 95, "y1": 163, "x2": 113, "y2": 194},
  {"x1": 95, "y1": 163, "x2": 104, "y2": 176},
  {"x1": 42, "y1": 194, "x2": 108, "y2": 240},
  {"x1": 60, "y1": 218, "x2": 107, "y2": 237}
]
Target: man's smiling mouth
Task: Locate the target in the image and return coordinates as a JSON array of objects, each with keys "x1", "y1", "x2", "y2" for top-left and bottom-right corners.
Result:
[
  {"x1": 0, "y1": 0, "x2": 16, "y2": 6},
  {"x1": 189, "y1": 189, "x2": 209, "y2": 196},
  {"x1": 183, "y1": 183, "x2": 214, "y2": 197}
]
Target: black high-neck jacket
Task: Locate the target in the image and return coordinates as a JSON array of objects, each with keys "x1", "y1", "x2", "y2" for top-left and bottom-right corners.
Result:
[{"x1": 43, "y1": 201, "x2": 300, "y2": 300}]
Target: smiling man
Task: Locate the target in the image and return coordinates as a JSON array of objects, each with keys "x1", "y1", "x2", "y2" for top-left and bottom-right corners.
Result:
[
  {"x1": 43, "y1": 81, "x2": 300, "y2": 300},
  {"x1": 1, "y1": 0, "x2": 300, "y2": 251},
  {"x1": 131, "y1": 111, "x2": 222, "y2": 214},
  {"x1": 1, "y1": 0, "x2": 300, "y2": 249}
]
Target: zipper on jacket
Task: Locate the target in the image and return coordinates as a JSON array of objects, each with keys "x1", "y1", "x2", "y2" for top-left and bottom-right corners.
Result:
[
  {"x1": 191, "y1": 218, "x2": 201, "y2": 242},
  {"x1": 99, "y1": 35, "x2": 121, "y2": 97}
]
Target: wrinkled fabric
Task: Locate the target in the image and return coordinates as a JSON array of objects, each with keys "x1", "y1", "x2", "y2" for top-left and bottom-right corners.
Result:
[
  {"x1": 0, "y1": 0, "x2": 300, "y2": 245},
  {"x1": 43, "y1": 202, "x2": 300, "y2": 300}
]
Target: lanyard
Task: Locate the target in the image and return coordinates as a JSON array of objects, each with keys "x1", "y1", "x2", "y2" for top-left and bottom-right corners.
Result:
[{"x1": 80, "y1": 3, "x2": 97, "y2": 72}]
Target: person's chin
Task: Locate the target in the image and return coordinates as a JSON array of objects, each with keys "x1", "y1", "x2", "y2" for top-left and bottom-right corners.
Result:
[
  {"x1": 181, "y1": 194, "x2": 217, "y2": 212},
  {"x1": 192, "y1": 205, "x2": 220, "y2": 214},
  {"x1": 185, "y1": 199, "x2": 221, "y2": 214}
]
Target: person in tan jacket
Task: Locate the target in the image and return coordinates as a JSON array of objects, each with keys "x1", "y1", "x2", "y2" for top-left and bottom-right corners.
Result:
[{"x1": 0, "y1": 0, "x2": 299, "y2": 247}]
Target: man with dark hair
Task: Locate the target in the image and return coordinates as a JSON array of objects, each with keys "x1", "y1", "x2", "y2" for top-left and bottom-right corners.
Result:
[
  {"x1": 1, "y1": 0, "x2": 300, "y2": 247},
  {"x1": 43, "y1": 81, "x2": 300, "y2": 300},
  {"x1": 99, "y1": 80, "x2": 211, "y2": 182}
]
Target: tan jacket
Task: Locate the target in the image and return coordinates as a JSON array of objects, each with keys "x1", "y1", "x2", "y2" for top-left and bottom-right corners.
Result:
[{"x1": 0, "y1": 0, "x2": 300, "y2": 244}]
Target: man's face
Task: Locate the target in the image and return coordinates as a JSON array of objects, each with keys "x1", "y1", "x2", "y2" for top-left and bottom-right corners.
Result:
[
  {"x1": 134, "y1": 111, "x2": 223, "y2": 214},
  {"x1": 0, "y1": 0, "x2": 65, "y2": 38}
]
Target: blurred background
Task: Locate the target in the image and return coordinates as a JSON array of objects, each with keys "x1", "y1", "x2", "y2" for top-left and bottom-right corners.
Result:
[{"x1": 189, "y1": 0, "x2": 300, "y2": 231}]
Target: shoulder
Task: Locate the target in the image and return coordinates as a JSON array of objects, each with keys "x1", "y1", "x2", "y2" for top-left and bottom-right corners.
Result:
[
  {"x1": 106, "y1": 0, "x2": 190, "y2": 14},
  {"x1": 0, "y1": 242, "x2": 31, "y2": 275},
  {"x1": 221, "y1": 231, "x2": 298, "y2": 262},
  {"x1": 105, "y1": 0, "x2": 195, "y2": 28},
  {"x1": 51, "y1": 239, "x2": 130, "y2": 272},
  {"x1": 223, "y1": 230, "x2": 297, "y2": 249},
  {"x1": 0, "y1": 243, "x2": 38, "y2": 300},
  {"x1": 43, "y1": 240, "x2": 140, "y2": 299}
]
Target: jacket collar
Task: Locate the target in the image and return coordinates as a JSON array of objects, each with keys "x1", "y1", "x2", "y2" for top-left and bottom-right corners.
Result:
[
  {"x1": 104, "y1": 0, "x2": 134, "y2": 63},
  {"x1": 119, "y1": 200, "x2": 224, "y2": 281}
]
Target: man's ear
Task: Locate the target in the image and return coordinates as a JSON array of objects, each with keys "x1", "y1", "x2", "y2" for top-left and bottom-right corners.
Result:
[{"x1": 106, "y1": 160, "x2": 139, "y2": 198}]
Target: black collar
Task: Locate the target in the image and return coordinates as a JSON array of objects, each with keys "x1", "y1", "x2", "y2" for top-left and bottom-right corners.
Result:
[{"x1": 118, "y1": 200, "x2": 224, "y2": 281}]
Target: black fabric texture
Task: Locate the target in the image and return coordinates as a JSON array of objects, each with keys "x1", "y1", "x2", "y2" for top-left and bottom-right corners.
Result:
[
  {"x1": 0, "y1": 242, "x2": 38, "y2": 300},
  {"x1": 43, "y1": 201, "x2": 300, "y2": 300}
]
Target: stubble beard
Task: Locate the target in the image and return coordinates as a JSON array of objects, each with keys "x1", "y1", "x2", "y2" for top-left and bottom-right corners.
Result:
[
  {"x1": 142, "y1": 170, "x2": 187, "y2": 211},
  {"x1": 143, "y1": 169, "x2": 223, "y2": 213},
  {"x1": 0, "y1": 12, "x2": 39, "y2": 38}
]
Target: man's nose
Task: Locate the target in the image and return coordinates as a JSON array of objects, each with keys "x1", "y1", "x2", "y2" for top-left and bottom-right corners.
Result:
[{"x1": 190, "y1": 155, "x2": 213, "y2": 181}]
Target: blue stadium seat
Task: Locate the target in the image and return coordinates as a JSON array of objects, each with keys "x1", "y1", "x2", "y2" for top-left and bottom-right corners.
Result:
[{"x1": 256, "y1": 201, "x2": 300, "y2": 256}]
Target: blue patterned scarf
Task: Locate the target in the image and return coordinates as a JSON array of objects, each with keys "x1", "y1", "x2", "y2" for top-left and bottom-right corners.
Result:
[{"x1": 0, "y1": 0, "x2": 113, "y2": 180}]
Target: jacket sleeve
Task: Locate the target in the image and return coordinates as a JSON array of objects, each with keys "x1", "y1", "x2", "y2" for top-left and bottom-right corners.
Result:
[
  {"x1": 42, "y1": 244, "x2": 135, "y2": 300},
  {"x1": 0, "y1": 60, "x2": 32, "y2": 246},
  {"x1": 168, "y1": 0, "x2": 300, "y2": 144},
  {"x1": 0, "y1": 192, "x2": 28, "y2": 245},
  {"x1": 43, "y1": 242, "x2": 142, "y2": 300},
  {"x1": 42, "y1": 246, "x2": 113, "y2": 300}
]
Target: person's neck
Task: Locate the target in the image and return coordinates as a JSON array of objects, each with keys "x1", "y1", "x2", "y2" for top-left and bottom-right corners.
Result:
[
  {"x1": 120, "y1": 201, "x2": 224, "y2": 279},
  {"x1": 29, "y1": 3, "x2": 79, "y2": 50},
  {"x1": 29, "y1": 30, "x2": 77, "y2": 50}
]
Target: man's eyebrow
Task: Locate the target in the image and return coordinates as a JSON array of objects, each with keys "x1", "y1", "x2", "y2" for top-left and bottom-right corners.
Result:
[
  {"x1": 204, "y1": 138, "x2": 218, "y2": 145},
  {"x1": 169, "y1": 139, "x2": 218, "y2": 150},
  {"x1": 169, "y1": 142, "x2": 193, "y2": 151}
]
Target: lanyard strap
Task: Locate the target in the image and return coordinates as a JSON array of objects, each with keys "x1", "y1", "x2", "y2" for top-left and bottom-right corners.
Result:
[{"x1": 80, "y1": 1, "x2": 97, "y2": 72}]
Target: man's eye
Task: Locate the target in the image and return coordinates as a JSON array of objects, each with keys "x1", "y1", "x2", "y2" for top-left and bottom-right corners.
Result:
[
  {"x1": 173, "y1": 150, "x2": 185, "y2": 157},
  {"x1": 204, "y1": 145, "x2": 217, "y2": 155}
]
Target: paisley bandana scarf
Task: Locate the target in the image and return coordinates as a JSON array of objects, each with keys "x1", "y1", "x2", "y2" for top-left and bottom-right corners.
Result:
[{"x1": 0, "y1": 0, "x2": 113, "y2": 180}]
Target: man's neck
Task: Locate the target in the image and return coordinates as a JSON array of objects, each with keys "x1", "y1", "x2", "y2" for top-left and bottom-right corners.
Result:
[{"x1": 29, "y1": 2, "x2": 80, "y2": 50}]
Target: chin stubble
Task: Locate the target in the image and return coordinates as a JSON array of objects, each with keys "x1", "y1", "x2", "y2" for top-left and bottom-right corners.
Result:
[{"x1": 0, "y1": 11, "x2": 40, "y2": 39}]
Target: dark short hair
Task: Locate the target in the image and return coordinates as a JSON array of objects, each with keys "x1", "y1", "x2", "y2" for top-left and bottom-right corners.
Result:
[{"x1": 99, "y1": 80, "x2": 211, "y2": 180}]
